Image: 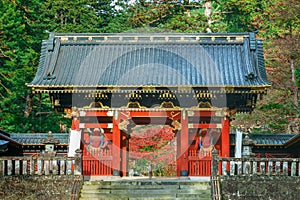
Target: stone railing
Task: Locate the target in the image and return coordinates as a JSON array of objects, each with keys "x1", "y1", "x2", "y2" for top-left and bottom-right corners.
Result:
[
  {"x1": 211, "y1": 149, "x2": 300, "y2": 176},
  {"x1": 0, "y1": 151, "x2": 82, "y2": 176}
]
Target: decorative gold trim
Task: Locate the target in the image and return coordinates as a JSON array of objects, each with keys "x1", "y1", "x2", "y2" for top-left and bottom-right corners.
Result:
[
  {"x1": 235, "y1": 36, "x2": 244, "y2": 42},
  {"x1": 55, "y1": 34, "x2": 251, "y2": 43},
  {"x1": 155, "y1": 101, "x2": 180, "y2": 109},
  {"x1": 198, "y1": 102, "x2": 212, "y2": 108},
  {"x1": 122, "y1": 102, "x2": 146, "y2": 109},
  {"x1": 83, "y1": 102, "x2": 109, "y2": 109},
  {"x1": 85, "y1": 92, "x2": 108, "y2": 99},
  {"x1": 64, "y1": 108, "x2": 72, "y2": 118},
  {"x1": 194, "y1": 91, "x2": 214, "y2": 98},
  {"x1": 142, "y1": 86, "x2": 156, "y2": 92},
  {"x1": 27, "y1": 84, "x2": 271, "y2": 91},
  {"x1": 125, "y1": 92, "x2": 142, "y2": 99},
  {"x1": 60, "y1": 37, "x2": 68, "y2": 41},
  {"x1": 189, "y1": 101, "x2": 222, "y2": 110},
  {"x1": 171, "y1": 120, "x2": 181, "y2": 131},
  {"x1": 159, "y1": 91, "x2": 176, "y2": 99},
  {"x1": 178, "y1": 86, "x2": 192, "y2": 93},
  {"x1": 54, "y1": 99, "x2": 60, "y2": 106}
]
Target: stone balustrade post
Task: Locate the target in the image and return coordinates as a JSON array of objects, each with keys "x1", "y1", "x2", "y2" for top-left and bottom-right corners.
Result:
[
  {"x1": 0, "y1": 159, "x2": 4, "y2": 175},
  {"x1": 74, "y1": 149, "x2": 82, "y2": 175},
  {"x1": 211, "y1": 147, "x2": 219, "y2": 177}
]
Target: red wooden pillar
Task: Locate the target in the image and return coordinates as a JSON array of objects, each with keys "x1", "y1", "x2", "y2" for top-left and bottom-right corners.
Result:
[
  {"x1": 121, "y1": 133, "x2": 128, "y2": 176},
  {"x1": 221, "y1": 116, "x2": 230, "y2": 157},
  {"x1": 112, "y1": 111, "x2": 121, "y2": 176},
  {"x1": 177, "y1": 110, "x2": 189, "y2": 176}
]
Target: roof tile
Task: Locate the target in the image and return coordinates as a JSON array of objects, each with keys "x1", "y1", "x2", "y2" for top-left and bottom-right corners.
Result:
[{"x1": 29, "y1": 33, "x2": 270, "y2": 89}]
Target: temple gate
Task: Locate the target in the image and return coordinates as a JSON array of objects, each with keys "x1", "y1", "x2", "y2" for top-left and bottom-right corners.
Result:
[{"x1": 27, "y1": 32, "x2": 270, "y2": 176}]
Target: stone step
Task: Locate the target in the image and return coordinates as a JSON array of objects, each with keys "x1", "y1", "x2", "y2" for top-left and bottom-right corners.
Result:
[
  {"x1": 81, "y1": 184, "x2": 180, "y2": 190},
  {"x1": 84, "y1": 180, "x2": 209, "y2": 185},
  {"x1": 82, "y1": 184, "x2": 210, "y2": 190},
  {"x1": 80, "y1": 193, "x2": 176, "y2": 199},
  {"x1": 80, "y1": 196, "x2": 211, "y2": 200},
  {"x1": 83, "y1": 181, "x2": 210, "y2": 188},
  {"x1": 81, "y1": 189, "x2": 210, "y2": 195},
  {"x1": 80, "y1": 193, "x2": 211, "y2": 199},
  {"x1": 80, "y1": 179, "x2": 212, "y2": 200}
]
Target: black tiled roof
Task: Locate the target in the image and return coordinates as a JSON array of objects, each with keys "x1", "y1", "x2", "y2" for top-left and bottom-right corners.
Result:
[
  {"x1": 230, "y1": 133, "x2": 296, "y2": 146},
  {"x1": 10, "y1": 133, "x2": 69, "y2": 145},
  {"x1": 0, "y1": 140, "x2": 9, "y2": 152},
  {"x1": 28, "y1": 32, "x2": 270, "y2": 91},
  {"x1": 0, "y1": 130, "x2": 21, "y2": 146},
  {"x1": 284, "y1": 133, "x2": 300, "y2": 147}
]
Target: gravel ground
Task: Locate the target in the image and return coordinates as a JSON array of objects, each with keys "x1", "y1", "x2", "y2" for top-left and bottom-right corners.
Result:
[{"x1": 0, "y1": 175, "x2": 82, "y2": 200}]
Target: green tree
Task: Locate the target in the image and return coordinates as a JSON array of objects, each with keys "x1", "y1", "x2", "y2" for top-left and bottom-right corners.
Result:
[
  {"x1": 40, "y1": 0, "x2": 102, "y2": 33},
  {"x1": 230, "y1": 0, "x2": 300, "y2": 133},
  {"x1": 0, "y1": 0, "x2": 133, "y2": 133},
  {"x1": 126, "y1": 0, "x2": 227, "y2": 33},
  {"x1": 219, "y1": 0, "x2": 270, "y2": 32},
  {"x1": 0, "y1": 0, "x2": 41, "y2": 132}
]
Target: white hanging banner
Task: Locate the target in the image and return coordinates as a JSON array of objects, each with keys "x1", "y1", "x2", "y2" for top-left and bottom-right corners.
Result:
[
  {"x1": 68, "y1": 129, "x2": 81, "y2": 157},
  {"x1": 235, "y1": 130, "x2": 243, "y2": 158}
]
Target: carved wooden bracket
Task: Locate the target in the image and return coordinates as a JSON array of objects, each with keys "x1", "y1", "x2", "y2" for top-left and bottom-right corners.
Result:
[
  {"x1": 171, "y1": 120, "x2": 182, "y2": 131},
  {"x1": 118, "y1": 119, "x2": 130, "y2": 131}
]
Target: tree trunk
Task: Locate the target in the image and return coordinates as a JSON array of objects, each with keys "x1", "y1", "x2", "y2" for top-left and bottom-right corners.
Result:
[
  {"x1": 290, "y1": 58, "x2": 298, "y2": 110},
  {"x1": 204, "y1": 0, "x2": 212, "y2": 33}
]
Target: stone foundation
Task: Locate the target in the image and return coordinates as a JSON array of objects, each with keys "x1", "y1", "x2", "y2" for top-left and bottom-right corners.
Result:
[{"x1": 220, "y1": 176, "x2": 300, "y2": 200}]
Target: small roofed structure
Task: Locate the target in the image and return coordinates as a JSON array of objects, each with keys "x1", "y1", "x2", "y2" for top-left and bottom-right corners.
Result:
[
  {"x1": 230, "y1": 133, "x2": 300, "y2": 158},
  {"x1": 0, "y1": 130, "x2": 69, "y2": 156}
]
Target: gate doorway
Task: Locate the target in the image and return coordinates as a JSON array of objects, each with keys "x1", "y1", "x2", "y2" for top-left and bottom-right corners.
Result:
[{"x1": 128, "y1": 125, "x2": 177, "y2": 177}]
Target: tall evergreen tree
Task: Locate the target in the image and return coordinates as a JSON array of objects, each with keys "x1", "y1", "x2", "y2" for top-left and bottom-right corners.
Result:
[{"x1": 0, "y1": 0, "x2": 45, "y2": 132}]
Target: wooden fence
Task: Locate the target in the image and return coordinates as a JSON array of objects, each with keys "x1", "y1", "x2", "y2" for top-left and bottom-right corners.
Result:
[
  {"x1": 82, "y1": 146, "x2": 113, "y2": 176},
  {"x1": 0, "y1": 153, "x2": 82, "y2": 176},
  {"x1": 188, "y1": 149, "x2": 212, "y2": 176}
]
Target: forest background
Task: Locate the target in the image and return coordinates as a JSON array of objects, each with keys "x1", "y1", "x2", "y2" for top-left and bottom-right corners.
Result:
[{"x1": 0, "y1": 0, "x2": 299, "y2": 134}]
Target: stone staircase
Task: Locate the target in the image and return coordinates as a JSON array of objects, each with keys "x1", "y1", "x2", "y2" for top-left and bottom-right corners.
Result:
[{"x1": 79, "y1": 178, "x2": 211, "y2": 200}]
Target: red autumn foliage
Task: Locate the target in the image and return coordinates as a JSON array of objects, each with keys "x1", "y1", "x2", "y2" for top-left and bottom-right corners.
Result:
[{"x1": 129, "y1": 126, "x2": 176, "y2": 166}]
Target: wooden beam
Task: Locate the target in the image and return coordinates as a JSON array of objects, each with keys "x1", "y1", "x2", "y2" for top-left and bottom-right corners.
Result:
[
  {"x1": 187, "y1": 110, "x2": 221, "y2": 117},
  {"x1": 80, "y1": 110, "x2": 113, "y2": 117},
  {"x1": 188, "y1": 123, "x2": 222, "y2": 129},
  {"x1": 79, "y1": 123, "x2": 113, "y2": 129},
  {"x1": 80, "y1": 109, "x2": 182, "y2": 120}
]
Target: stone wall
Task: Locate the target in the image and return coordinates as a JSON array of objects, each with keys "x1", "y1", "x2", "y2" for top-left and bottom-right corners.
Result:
[
  {"x1": 219, "y1": 176, "x2": 300, "y2": 200},
  {"x1": 0, "y1": 175, "x2": 82, "y2": 200}
]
